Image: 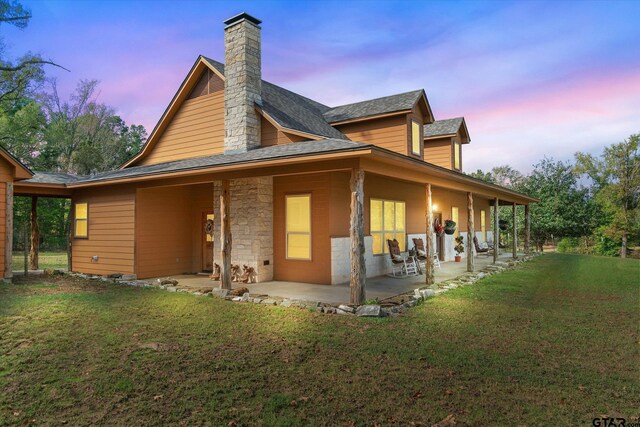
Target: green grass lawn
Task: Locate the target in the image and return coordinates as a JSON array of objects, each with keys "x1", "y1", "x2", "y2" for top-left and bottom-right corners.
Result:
[
  {"x1": 0, "y1": 254, "x2": 638, "y2": 426},
  {"x1": 11, "y1": 251, "x2": 68, "y2": 272}
]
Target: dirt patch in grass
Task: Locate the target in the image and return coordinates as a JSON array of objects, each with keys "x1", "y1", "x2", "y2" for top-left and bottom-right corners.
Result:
[{"x1": 0, "y1": 254, "x2": 638, "y2": 426}]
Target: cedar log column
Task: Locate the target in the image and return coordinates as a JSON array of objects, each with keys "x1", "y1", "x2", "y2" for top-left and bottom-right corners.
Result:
[
  {"x1": 220, "y1": 179, "x2": 232, "y2": 289},
  {"x1": 466, "y1": 192, "x2": 475, "y2": 272},
  {"x1": 512, "y1": 203, "x2": 517, "y2": 259},
  {"x1": 493, "y1": 198, "x2": 499, "y2": 263},
  {"x1": 29, "y1": 196, "x2": 39, "y2": 271},
  {"x1": 425, "y1": 183, "x2": 435, "y2": 287},
  {"x1": 524, "y1": 204, "x2": 530, "y2": 254},
  {"x1": 4, "y1": 182, "x2": 13, "y2": 280},
  {"x1": 349, "y1": 169, "x2": 366, "y2": 305}
]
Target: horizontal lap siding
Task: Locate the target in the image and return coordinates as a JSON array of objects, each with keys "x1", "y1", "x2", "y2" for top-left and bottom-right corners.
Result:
[
  {"x1": 337, "y1": 116, "x2": 408, "y2": 155},
  {"x1": 136, "y1": 186, "x2": 193, "y2": 278},
  {"x1": 274, "y1": 173, "x2": 331, "y2": 285},
  {"x1": 424, "y1": 138, "x2": 452, "y2": 169},
  {"x1": 261, "y1": 117, "x2": 308, "y2": 146},
  {"x1": 139, "y1": 92, "x2": 224, "y2": 166},
  {"x1": 72, "y1": 188, "x2": 135, "y2": 276}
]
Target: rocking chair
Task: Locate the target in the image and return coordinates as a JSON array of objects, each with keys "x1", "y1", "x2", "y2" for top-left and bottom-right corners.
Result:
[
  {"x1": 473, "y1": 236, "x2": 494, "y2": 256},
  {"x1": 412, "y1": 238, "x2": 441, "y2": 269},
  {"x1": 387, "y1": 239, "x2": 419, "y2": 277}
]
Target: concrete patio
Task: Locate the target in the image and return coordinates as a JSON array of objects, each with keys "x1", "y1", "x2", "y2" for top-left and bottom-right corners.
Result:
[{"x1": 167, "y1": 252, "x2": 523, "y2": 304}]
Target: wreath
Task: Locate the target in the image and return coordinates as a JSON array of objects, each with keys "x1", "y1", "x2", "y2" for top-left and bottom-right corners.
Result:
[{"x1": 205, "y1": 219, "x2": 214, "y2": 235}]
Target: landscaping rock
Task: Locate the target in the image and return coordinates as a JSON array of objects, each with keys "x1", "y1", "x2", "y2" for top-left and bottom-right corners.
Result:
[
  {"x1": 166, "y1": 287, "x2": 177, "y2": 293},
  {"x1": 211, "y1": 288, "x2": 229, "y2": 298},
  {"x1": 161, "y1": 279, "x2": 179, "y2": 286},
  {"x1": 261, "y1": 298, "x2": 277, "y2": 305},
  {"x1": 241, "y1": 292, "x2": 251, "y2": 302},
  {"x1": 229, "y1": 287, "x2": 249, "y2": 296},
  {"x1": 338, "y1": 304, "x2": 355, "y2": 313},
  {"x1": 356, "y1": 305, "x2": 383, "y2": 317},
  {"x1": 420, "y1": 289, "x2": 435, "y2": 298},
  {"x1": 336, "y1": 308, "x2": 354, "y2": 315},
  {"x1": 121, "y1": 274, "x2": 137, "y2": 280}
]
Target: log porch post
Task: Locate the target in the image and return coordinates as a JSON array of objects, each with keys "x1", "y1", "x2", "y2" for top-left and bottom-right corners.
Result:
[
  {"x1": 524, "y1": 204, "x2": 530, "y2": 254},
  {"x1": 220, "y1": 179, "x2": 232, "y2": 289},
  {"x1": 512, "y1": 203, "x2": 517, "y2": 259},
  {"x1": 29, "y1": 196, "x2": 39, "y2": 271},
  {"x1": 493, "y1": 197, "x2": 499, "y2": 263},
  {"x1": 425, "y1": 183, "x2": 435, "y2": 287},
  {"x1": 4, "y1": 182, "x2": 13, "y2": 281},
  {"x1": 466, "y1": 192, "x2": 475, "y2": 272},
  {"x1": 349, "y1": 169, "x2": 366, "y2": 305}
]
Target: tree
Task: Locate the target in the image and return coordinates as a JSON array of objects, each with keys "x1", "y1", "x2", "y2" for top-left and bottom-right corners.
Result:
[
  {"x1": 467, "y1": 165, "x2": 523, "y2": 188},
  {"x1": 575, "y1": 134, "x2": 640, "y2": 258},
  {"x1": 518, "y1": 158, "x2": 597, "y2": 251}
]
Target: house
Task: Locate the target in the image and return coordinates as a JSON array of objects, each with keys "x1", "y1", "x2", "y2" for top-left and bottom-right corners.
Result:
[{"x1": 2, "y1": 13, "x2": 536, "y2": 303}]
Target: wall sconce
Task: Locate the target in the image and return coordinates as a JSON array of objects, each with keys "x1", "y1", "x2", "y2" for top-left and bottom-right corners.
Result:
[
  {"x1": 91, "y1": 256, "x2": 99, "y2": 262},
  {"x1": 431, "y1": 203, "x2": 438, "y2": 211}
]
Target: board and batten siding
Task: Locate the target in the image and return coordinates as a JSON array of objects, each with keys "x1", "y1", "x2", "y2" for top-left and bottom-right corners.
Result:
[
  {"x1": 71, "y1": 187, "x2": 135, "y2": 276},
  {"x1": 137, "y1": 91, "x2": 224, "y2": 166},
  {"x1": 337, "y1": 115, "x2": 408, "y2": 155}
]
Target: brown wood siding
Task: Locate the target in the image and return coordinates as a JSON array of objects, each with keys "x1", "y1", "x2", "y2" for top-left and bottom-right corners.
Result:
[
  {"x1": 72, "y1": 187, "x2": 135, "y2": 276},
  {"x1": 424, "y1": 137, "x2": 453, "y2": 169},
  {"x1": 261, "y1": 117, "x2": 308, "y2": 146},
  {"x1": 136, "y1": 186, "x2": 193, "y2": 278},
  {"x1": 138, "y1": 91, "x2": 224, "y2": 166},
  {"x1": 189, "y1": 184, "x2": 213, "y2": 273},
  {"x1": 274, "y1": 173, "x2": 331, "y2": 285},
  {"x1": 337, "y1": 115, "x2": 408, "y2": 155}
]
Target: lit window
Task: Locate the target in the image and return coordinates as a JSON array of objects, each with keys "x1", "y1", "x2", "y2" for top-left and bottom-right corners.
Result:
[
  {"x1": 451, "y1": 206, "x2": 459, "y2": 238},
  {"x1": 480, "y1": 210, "x2": 486, "y2": 242},
  {"x1": 371, "y1": 199, "x2": 406, "y2": 255},
  {"x1": 411, "y1": 120, "x2": 421, "y2": 155},
  {"x1": 74, "y1": 202, "x2": 88, "y2": 238},
  {"x1": 454, "y1": 141, "x2": 461, "y2": 170},
  {"x1": 286, "y1": 195, "x2": 311, "y2": 260}
]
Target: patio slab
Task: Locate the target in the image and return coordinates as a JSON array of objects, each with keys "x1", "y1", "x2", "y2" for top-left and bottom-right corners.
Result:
[{"x1": 161, "y1": 253, "x2": 521, "y2": 305}]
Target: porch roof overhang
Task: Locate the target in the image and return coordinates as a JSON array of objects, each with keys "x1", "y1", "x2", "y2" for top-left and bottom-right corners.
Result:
[{"x1": 14, "y1": 140, "x2": 537, "y2": 205}]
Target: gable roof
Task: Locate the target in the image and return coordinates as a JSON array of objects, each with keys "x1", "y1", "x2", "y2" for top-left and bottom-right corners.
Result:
[
  {"x1": 423, "y1": 117, "x2": 470, "y2": 143},
  {"x1": 202, "y1": 57, "x2": 346, "y2": 140},
  {"x1": 0, "y1": 145, "x2": 33, "y2": 180},
  {"x1": 323, "y1": 90, "x2": 429, "y2": 124}
]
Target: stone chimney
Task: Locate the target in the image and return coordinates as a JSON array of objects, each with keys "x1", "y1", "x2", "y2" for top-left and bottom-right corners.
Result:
[{"x1": 223, "y1": 12, "x2": 262, "y2": 154}]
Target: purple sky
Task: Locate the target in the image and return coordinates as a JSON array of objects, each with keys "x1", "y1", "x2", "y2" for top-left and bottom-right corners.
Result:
[{"x1": 6, "y1": 0, "x2": 640, "y2": 173}]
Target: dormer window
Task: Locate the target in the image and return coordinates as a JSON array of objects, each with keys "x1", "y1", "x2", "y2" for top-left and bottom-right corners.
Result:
[
  {"x1": 411, "y1": 120, "x2": 421, "y2": 156},
  {"x1": 453, "y1": 141, "x2": 461, "y2": 170}
]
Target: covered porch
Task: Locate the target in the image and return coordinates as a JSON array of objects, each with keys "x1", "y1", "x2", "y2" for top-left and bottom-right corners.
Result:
[{"x1": 162, "y1": 252, "x2": 524, "y2": 304}]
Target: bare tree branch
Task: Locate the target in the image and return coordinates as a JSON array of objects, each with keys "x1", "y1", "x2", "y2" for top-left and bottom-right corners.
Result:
[{"x1": 0, "y1": 58, "x2": 70, "y2": 72}]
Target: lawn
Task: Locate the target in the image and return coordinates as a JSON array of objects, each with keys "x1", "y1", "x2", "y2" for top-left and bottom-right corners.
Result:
[
  {"x1": 0, "y1": 254, "x2": 638, "y2": 426},
  {"x1": 11, "y1": 251, "x2": 68, "y2": 272}
]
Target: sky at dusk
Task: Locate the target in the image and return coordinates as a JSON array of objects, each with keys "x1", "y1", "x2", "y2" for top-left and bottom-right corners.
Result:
[{"x1": 5, "y1": 0, "x2": 640, "y2": 173}]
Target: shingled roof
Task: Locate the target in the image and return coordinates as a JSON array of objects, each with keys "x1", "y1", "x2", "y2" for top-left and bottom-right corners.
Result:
[
  {"x1": 202, "y1": 57, "x2": 346, "y2": 140},
  {"x1": 423, "y1": 117, "x2": 469, "y2": 141},
  {"x1": 24, "y1": 139, "x2": 371, "y2": 186},
  {"x1": 323, "y1": 90, "x2": 425, "y2": 124}
]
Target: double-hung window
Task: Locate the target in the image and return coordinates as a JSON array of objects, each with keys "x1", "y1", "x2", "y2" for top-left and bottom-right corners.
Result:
[
  {"x1": 370, "y1": 199, "x2": 406, "y2": 255},
  {"x1": 480, "y1": 210, "x2": 486, "y2": 242},
  {"x1": 74, "y1": 202, "x2": 88, "y2": 238}
]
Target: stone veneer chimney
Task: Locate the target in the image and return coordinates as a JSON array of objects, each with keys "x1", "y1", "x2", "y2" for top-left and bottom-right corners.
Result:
[{"x1": 223, "y1": 12, "x2": 262, "y2": 154}]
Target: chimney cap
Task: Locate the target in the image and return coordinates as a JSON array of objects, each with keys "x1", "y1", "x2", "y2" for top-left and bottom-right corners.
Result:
[{"x1": 224, "y1": 12, "x2": 262, "y2": 28}]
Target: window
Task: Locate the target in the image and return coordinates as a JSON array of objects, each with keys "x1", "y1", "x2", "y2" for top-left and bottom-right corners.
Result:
[
  {"x1": 480, "y1": 210, "x2": 486, "y2": 242},
  {"x1": 451, "y1": 206, "x2": 459, "y2": 238},
  {"x1": 370, "y1": 199, "x2": 406, "y2": 255},
  {"x1": 411, "y1": 120, "x2": 421, "y2": 156},
  {"x1": 453, "y1": 141, "x2": 461, "y2": 170},
  {"x1": 74, "y1": 202, "x2": 88, "y2": 238},
  {"x1": 286, "y1": 195, "x2": 311, "y2": 260}
]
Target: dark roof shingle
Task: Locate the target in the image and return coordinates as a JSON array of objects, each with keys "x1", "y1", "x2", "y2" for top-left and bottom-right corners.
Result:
[
  {"x1": 23, "y1": 140, "x2": 371, "y2": 186},
  {"x1": 423, "y1": 117, "x2": 464, "y2": 138},
  {"x1": 203, "y1": 57, "x2": 346, "y2": 140},
  {"x1": 323, "y1": 90, "x2": 424, "y2": 123}
]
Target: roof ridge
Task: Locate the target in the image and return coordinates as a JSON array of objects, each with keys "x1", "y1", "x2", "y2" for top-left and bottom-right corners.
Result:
[{"x1": 325, "y1": 89, "x2": 424, "y2": 111}]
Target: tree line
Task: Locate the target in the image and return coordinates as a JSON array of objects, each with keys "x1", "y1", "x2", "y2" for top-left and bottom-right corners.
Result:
[
  {"x1": 468, "y1": 135, "x2": 640, "y2": 258},
  {"x1": 1, "y1": 0, "x2": 146, "y2": 257}
]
